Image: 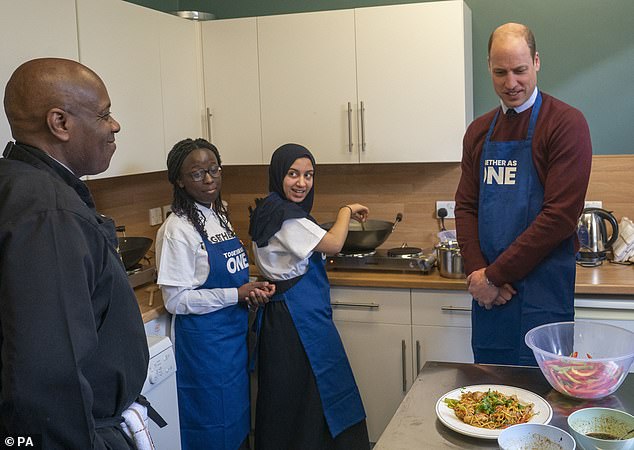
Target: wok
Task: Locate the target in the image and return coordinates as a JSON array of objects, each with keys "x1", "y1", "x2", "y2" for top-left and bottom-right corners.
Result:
[
  {"x1": 321, "y1": 213, "x2": 402, "y2": 252},
  {"x1": 118, "y1": 237, "x2": 153, "y2": 270}
]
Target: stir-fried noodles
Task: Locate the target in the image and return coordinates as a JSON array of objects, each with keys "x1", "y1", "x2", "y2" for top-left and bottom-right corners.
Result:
[{"x1": 444, "y1": 389, "x2": 535, "y2": 429}]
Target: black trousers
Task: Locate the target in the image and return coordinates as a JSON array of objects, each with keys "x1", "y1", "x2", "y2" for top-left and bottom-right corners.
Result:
[{"x1": 254, "y1": 301, "x2": 369, "y2": 450}]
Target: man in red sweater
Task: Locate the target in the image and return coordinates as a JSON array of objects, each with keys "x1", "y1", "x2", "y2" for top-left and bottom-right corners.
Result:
[{"x1": 455, "y1": 23, "x2": 592, "y2": 365}]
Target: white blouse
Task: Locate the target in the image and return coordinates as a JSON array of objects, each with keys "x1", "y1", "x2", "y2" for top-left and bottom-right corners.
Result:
[
  {"x1": 252, "y1": 217, "x2": 326, "y2": 281},
  {"x1": 155, "y1": 204, "x2": 240, "y2": 315}
]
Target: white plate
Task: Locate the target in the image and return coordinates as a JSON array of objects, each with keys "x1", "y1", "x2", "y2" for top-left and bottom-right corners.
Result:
[{"x1": 435, "y1": 384, "x2": 553, "y2": 440}]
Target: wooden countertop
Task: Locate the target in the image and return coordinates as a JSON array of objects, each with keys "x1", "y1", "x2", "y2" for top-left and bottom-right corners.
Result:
[
  {"x1": 134, "y1": 284, "x2": 166, "y2": 323},
  {"x1": 135, "y1": 262, "x2": 634, "y2": 323},
  {"x1": 325, "y1": 261, "x2": 634, "y2": 296}
]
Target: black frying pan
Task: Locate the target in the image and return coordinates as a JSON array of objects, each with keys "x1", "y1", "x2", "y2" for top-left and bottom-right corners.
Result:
[
  {"x1": 118, "y1": 237, "x2": 152, "y2": 270},
  {"x1": 321, "y1": 213, "x2": 402, "y2": 252}
]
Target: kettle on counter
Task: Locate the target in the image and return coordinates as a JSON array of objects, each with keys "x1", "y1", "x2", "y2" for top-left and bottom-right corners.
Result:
[{"x1": 576, "y1": 207, "x2": 619, "y2": 267}]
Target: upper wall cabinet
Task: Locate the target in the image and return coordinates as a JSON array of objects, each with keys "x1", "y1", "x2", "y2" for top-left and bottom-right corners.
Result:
[
  {"x1": 157, "y1": 13, "x2": 205, "y2": 155},
  {"x1": 201, "y1": 18, "x2": 263, "y2": 165},
  {"x1": 77, "y1": 0, "x2": 201, "y2": 179},
  {"x1": 257, "y1": 1, "x2": 472, "y2": 164},
  {"x1": 355, "y1": 1, "x2": 472, "y2": 163},
  {"x1": 0, "y1": 0, "x2": 79, "y2": 147},
  {"x1": 258, "y1": 10, "x2": 359, "y2": 164}
]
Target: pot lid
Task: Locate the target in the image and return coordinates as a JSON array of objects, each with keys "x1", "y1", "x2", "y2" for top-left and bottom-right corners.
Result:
[
  {"x1": 387, "y1": 246, "x2": 422, "y2": 257},
  {"x1": 436, "y1": 240, "x2": 460, "y2": 250}
]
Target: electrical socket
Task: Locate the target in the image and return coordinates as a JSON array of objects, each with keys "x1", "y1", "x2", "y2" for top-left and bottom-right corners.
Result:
[
  {"x1": 584, "y1": 200, "x2": 603, "y2": 209},
  {"x1": 436, "y1": 201, "x2": 456, "y2": 219},
  {"x1": 162, "y1": 205, "x2": 172, "y2": 221},
  {"x1": 149, "y1": 207, "x2": 163, "y2": 226}
]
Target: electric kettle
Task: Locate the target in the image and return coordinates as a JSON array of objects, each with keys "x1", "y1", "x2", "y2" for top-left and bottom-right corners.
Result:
[{"x1": 576, "y1": 207, "x2": 619, "y2": 266}]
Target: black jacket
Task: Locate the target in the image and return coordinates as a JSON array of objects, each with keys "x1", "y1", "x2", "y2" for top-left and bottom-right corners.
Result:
[{"x1": 0, "y1": 142, "x2": 149, "y2": 449}]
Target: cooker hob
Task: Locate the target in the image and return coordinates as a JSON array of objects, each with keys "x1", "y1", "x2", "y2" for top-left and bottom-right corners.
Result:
[
  {"x1": 126, "y1": 263, "x2": 157, "y2": 288},
  {"x1": 326, "y1": 246, "x2": 436, "y2": 273}
]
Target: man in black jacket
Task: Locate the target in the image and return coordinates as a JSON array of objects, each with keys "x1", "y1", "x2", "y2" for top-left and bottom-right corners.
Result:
[{"x1": 0, "y1": 58, "x2": 149, "y2": 449}]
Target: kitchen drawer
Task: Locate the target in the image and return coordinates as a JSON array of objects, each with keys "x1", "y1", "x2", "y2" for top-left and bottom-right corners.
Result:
[
  {"x1": 412, "y1": 289, "x2": 472, "y2": 327},
  {"x1": 330, "y1": 287, "x2": 410, "y2": 325}
]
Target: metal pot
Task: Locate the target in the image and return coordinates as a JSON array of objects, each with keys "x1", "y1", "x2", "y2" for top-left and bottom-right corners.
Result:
[
  {"x1": 321, "y1": 213, "x2": 402, "y2": 252},
  {"x1": 435, "y1": 240, "x2": 465, "y2": 279},
  {"x1": 118, "y1": 237, "x2": 153, "y2": 270}
]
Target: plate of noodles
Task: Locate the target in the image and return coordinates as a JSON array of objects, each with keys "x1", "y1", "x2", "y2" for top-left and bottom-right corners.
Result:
[{"x1": 435, "y1": 384, "x2": 553, "y2": 439}]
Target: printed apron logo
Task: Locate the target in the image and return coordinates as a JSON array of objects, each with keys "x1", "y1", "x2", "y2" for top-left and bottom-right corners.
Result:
[
  {"x1": 223, "y1": 247, "x2": 249, "y2": 274},
  {"x1": 483, "y1": 159, "x2": 518, "y2": 185}
]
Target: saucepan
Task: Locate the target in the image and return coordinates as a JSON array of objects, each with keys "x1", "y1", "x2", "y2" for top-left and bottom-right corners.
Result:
[
  {"x1": 321, "y1": 213, "x2": 403, "y2": 252},
  {"x1": 435, "y1": 240, "x2": 465, "y2": 279},
  {"x1": 118, "y1": 237, "x2": 153, "y2": 270}
]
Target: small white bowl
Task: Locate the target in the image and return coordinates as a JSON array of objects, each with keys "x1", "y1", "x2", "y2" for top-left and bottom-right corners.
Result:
[
  {"x1": 498, "y1": 423, "x2": 576, "y2": 450},
  {"x1": 568, "y1": 408, "x2": 634, "y2": 450}
]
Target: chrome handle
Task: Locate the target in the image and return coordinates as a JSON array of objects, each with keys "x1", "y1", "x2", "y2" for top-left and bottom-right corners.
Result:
[
  {"x1": 440, "y1": 306, "x2": 472, "y2": 312},
  {"x1": 332, "y1": 301, "x2": 379, "y2": 309},
  {"x1": 401, "y1": 339, "x2": 407, "y2": 392},
  {"x1": 360, "y1": 101, "x2": 366, "y2": 152},
  {"x1": 347, "y1": 102, "x2": 353, "y2": 153},
  {"x1": 416, "y1": 340, "x2": 421, "y2": 375},
  {"x1": 206, "y1": 107, "x2": 213, "y2": 141}
]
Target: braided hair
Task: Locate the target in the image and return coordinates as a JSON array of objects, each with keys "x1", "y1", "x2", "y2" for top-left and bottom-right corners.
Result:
[{"x1": 166, "y1": 138, "x2": 232, "y2": 240}]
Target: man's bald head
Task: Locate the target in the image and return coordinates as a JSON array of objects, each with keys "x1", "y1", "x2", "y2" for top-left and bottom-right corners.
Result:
[
  {"x1": 4, "y1": 58, "x2": 105, "y2": 144},
  {"x1": 3, "y1": 58, "x2": 120, "y2": 176},
  {"x1": 488, "y1": 23, "x2": 537, "y2": 60}
]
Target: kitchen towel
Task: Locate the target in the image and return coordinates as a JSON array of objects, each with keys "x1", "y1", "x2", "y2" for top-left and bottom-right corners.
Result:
[
  {"x1": 121, "y1": 401, "x2": 155, "y2": 450},
  {"x1": 612, "y1": 217, "x2": 634, "y2": 263}
]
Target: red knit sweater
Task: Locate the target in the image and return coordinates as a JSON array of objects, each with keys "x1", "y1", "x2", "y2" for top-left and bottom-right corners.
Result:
[{"x1": 455, "y1": 91, "x2": 592, "y2": 285}]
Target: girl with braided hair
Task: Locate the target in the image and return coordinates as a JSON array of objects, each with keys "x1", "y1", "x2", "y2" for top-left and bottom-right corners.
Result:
[{"x1": 156, "y1": 138, "x2": 275, "y2": 450}]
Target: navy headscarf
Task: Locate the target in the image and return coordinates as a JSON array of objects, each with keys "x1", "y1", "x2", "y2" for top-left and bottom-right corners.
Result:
[{"x1": 249, "y1": 143, "x2": 317, "y2": 247}]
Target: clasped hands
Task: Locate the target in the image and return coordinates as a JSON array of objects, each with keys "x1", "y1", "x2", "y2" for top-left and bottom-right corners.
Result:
[
  {"x1": 238, "y1": 281, "x2": 276, "y2": 309},
  {"x1": 466, "y1": 268, "x2": 516, "y2": 310}
]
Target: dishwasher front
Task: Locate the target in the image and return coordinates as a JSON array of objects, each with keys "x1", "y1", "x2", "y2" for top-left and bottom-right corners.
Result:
[{"x1": 143, "y1": 335, "x2": 181, "y2": 450}]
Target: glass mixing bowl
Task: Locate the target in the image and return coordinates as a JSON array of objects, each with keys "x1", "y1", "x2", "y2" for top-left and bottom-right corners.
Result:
[{"x1": 525, "y1": 321, "x2": 634, "y2": 399}]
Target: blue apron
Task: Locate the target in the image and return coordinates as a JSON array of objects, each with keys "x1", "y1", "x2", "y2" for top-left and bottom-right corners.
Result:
[
  {"x1": 175, "y1": 234, "x2": 250, "y2": 450},
  {"x1": 271, "y1": 251, "x2": 365, "y2": 438},
  {"x1": 473, "y1": 92, "x2": 575, "y2": 366}
]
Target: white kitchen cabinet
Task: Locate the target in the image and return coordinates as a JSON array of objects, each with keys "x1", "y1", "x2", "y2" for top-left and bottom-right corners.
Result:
[
  {"x1": 575, "y1": 295, "x2": 634, "y2": 373},
  {"x1": 156, "y1": 13, "x2": 204, "y2": 153},
  {"x1": 201, "y1": 18, "x2": 263, "y2": 164},
  {"x1": 77, "y1": 0, "x2": 200, "y2": 178},
  {"x1": 355, "y1": 1, "x2": 472, "y2": 162},
  {"x1": 255, "y1": 1, "x2": 472, "y2": 164},
  {"x1": 331, "y1": 287, "x2": 413, "y2": 443},
  {"x1": 0, "y1": 0, "x2": 79, "y2": 147},
  {"x1": 258, "y1": 10, "x2": 359, "y2": 164},
  {"x1": 411, "y1": 289, "x2": 474, "y2": 374}
]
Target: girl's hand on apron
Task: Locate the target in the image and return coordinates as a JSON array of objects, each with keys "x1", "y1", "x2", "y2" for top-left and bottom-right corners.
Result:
[
  {"x1": 238, "y1": 281, "x2": 274, "y2": 306},
  {"x1": 245, "y1": 288, "x2": 270, "y2": 307}
]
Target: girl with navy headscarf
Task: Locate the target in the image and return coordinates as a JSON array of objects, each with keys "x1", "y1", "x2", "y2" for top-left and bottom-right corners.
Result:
[{"x1": 249, "y1": 143, "x2": 371, "y2": 449}]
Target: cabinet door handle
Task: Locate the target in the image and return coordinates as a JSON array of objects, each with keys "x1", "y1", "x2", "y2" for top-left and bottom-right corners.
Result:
[
  {"x1": 416, "y1": 340, "x2": 421, "y2": 375},
  {"x1": 347, "y1": 102, "x2": 353, "y2": 153},
  {"x1": 206, "y1": 107, "x2": 213, "y2": 141},
  {"x1": 440, "y1": 306, "x2": 472, "y2": 312},
  {"x1": 331, "y1": 301, "x2": 380, "y2": 309},
  {"x1": 360, "y1": 101, "x2": 366, "y2": 152},
  {"x1": 401, "y1": 339, "x2": 407, "y2": 392}
]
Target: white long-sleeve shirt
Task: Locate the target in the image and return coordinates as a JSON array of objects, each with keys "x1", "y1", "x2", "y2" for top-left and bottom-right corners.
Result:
[{"x1": 155, "y1": 205, "x2": 240, "y2": 315}]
